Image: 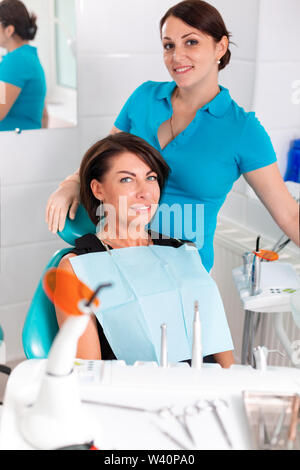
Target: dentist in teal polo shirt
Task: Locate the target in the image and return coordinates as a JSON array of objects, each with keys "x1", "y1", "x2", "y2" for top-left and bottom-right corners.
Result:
[
  {"x1": 46, "y1": 0, "x2": 299, "y2": 272},
  {"x1": 113, "y1": 80, "x2": 278, "y2": 272}
]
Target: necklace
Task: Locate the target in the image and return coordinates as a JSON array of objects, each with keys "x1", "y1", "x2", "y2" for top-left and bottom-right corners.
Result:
[
  {"x1": 169, "y1": 87, "x2": 179, "y2": 140},
  {"x1": 97, "y1": 233, "x2": 152, "y2": 249}
]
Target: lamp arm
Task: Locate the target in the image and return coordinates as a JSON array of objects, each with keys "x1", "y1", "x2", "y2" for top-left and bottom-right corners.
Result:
[{"x1": 46, "y1": 314, "x2": 90, "y2": 377}]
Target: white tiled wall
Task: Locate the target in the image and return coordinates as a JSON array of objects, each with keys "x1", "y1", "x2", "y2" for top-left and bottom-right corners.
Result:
[
  {"x1": 0, "y1": 0, "x2": 299, "y2": 361},
  {"x1": 0, "y1": 127, "x2": 79, "y2": 360},
  {"x1": 220, "y1": 0, "x2": 300, "y2": 241},
  {"x1": 253, "y1": 0, "x2": 300, "y2": 162}
]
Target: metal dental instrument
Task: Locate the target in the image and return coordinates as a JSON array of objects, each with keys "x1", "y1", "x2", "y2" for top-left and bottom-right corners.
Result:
[
  {"x1": 207, "y1": 399, "x2": 233, "y2": 449},
  {"x1": 270, "y1": 406, "x2": 287, "y2": 447},
  {"x1": 191, "y1": 301, "x2": 202, "y2": 369},
  {"x1": 167, "y1": 406, "x2": 197, "y2": 446},
  {"x1": 258, "y1": 408, "x2": 269, "y2": 450},
  {"x1": 81, "y1": 398, "x2": 196, "y2": 445},
  {"x1": 160, "y1": 323, "x2": 168, "y2": 368},
  {"x1": 250, "y1": 252, "x2": 261, "y2": 296},
  {"x1": 86, "y1": 282, "x2": 113, "y2": 307},
  {"x1": 152, "y1": 422, "x2": 190, "y2": 450},
  {"x1": 80, "y1": 399, "x2": 172, "y2": 417},
  {"x1": 275, "y1": 238, "x2": 291, "y2": 254},
  {"x1": 256, "y1": 235, "x2": 261, "y2": 254},
  {"x1": 185, "y1": 399, "x2": 231, "y2": 447},
  {"x1": 194, "y1": 398, "x2": 228, "y2": 413}
]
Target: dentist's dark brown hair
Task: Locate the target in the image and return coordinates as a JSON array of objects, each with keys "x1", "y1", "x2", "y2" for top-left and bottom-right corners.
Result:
[{"x1": 160, "y1": 0, "x2": 232, "y2": 71}]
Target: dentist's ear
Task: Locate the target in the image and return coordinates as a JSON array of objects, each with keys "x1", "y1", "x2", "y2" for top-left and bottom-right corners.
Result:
[
  {"x1": 90, "y1": 179, "x2": 104, "y2": 201},
  {"x1": 216, "y1": 35, "x2": 229, "y2": 62}
]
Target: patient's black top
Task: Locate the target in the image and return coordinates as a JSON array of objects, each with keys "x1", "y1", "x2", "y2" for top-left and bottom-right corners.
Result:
[{"x1": 69, "y1": 233, "x2": 215, "y2": 364}]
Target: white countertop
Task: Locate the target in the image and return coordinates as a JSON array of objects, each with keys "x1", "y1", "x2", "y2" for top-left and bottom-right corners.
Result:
[{"x1": 1, "y1": 359, "x2": 299, "y2": 450}]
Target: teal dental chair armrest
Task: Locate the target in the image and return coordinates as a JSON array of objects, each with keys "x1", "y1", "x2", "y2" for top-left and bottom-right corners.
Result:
[{"x1": 58, "y1": 204, "x2": 95, "y2": 246}]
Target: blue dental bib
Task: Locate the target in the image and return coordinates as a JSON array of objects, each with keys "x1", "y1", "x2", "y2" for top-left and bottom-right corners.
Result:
[{"x1": 70, "y1": 243, "x2": 233, "y2": 365}]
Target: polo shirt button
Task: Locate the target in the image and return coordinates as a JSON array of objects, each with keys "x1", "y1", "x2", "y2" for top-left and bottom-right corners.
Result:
[{"x1": 173, "y1": 142, "x2": 177, "y2": 146}]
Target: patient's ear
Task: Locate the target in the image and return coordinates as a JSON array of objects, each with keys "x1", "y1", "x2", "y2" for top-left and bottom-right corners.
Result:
[{"x1": 90, "y1": 179, "x2": 104, "y2": 201}]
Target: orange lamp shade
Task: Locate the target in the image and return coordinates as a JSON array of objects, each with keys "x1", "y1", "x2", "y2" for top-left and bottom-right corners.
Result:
[
  {"x1": 43, "y1": 268, "x2": 100, "y2": 316},
  {"x1": 253, "y1": 250, "x2": 279, "y2": 261}
]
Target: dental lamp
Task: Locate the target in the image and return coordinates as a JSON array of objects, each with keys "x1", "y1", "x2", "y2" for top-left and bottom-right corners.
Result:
[{"x1": 19, "y1": 268, "x2": 112, "y2": 450}]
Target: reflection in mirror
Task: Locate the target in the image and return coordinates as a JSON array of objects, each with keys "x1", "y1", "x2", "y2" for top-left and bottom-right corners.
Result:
[{"x1": 0, "y1": 0, "x2": 77, "y2": 132}]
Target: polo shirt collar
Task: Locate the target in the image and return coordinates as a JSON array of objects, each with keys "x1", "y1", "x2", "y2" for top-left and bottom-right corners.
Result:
[
  {"x1": 156, "y1": 82, "x2": 232, "y2": 118},
  {"x1": 205, "y1": 85, "x2": 232, "y2": 117}
]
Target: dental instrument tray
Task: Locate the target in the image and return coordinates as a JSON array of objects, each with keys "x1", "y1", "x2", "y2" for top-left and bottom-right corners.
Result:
[
  {"x1": 232, "y1": 262, "x2": 300, "y2": 312},
  {"x1": 243, "y1": 391, "x2": 300, "y2": 450}
]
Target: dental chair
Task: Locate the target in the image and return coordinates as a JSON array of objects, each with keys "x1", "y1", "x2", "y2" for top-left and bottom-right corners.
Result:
[{"x1": 22, "y1": 205, "x2": 95, "y2": 359}]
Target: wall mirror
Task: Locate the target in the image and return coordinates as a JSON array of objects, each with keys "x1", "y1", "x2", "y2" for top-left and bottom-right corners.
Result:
[{"x1": 0, "y1": 0, "x2": 77, "y2": 131}]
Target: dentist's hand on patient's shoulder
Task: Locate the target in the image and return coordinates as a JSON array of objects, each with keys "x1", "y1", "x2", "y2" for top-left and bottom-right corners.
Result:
[{"x1": 46, "y1": 172, "x2": 80, "y2": 233}]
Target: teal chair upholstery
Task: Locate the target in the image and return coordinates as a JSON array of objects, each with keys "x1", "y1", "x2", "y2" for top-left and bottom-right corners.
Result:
[
  {"x1": 57, "y1": 204, "x2": 95, "y2": 247},
  {"x1": 22, "y1": 205, "x2": 95, "y2": 359}
]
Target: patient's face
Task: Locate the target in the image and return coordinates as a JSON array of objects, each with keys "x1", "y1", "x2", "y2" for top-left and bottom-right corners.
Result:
[{"x1": 91, "y1": 151, "x2": 160, "y2": 233}]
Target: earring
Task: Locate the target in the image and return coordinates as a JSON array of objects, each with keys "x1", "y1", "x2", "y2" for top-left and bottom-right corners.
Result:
[{"x1": 217, "y1": 59, "x2": 221, "y2": 65}]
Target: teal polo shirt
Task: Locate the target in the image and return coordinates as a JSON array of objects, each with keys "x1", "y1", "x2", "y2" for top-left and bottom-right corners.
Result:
[
  {"x1": 0, "y1": 45, "x2": 46, "y2": 131},
  {"x1": 115, "y1": 81, "x2": 277, "y2": 272}
]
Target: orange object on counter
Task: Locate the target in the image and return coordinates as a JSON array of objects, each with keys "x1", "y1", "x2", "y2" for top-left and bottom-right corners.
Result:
[{"x1": 253, "y1": 250, "x2": 279, "y2": 261}]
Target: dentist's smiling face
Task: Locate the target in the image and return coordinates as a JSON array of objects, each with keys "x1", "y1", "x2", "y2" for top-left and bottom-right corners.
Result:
[
  {"x1": 161, "y1": 16, "x2": 223, "y2": 90},
  {"x1": 90, "y1": 151, "x2": 160, "y2": 230}
]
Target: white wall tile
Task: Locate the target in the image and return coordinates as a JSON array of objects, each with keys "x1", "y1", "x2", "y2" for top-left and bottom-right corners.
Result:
[
  {"x1": 246, "y1": 197, "x2": 284, "y2": 242},
  {"x1": 253, "y1": 62, "x2": 300, "y2": 130},
  {"x1": 76, "y1": 0, "x2": 175, "y2": 55},
  {"x1": 1, "y1": 183, "x2": 61, "y2": 247},
  {"x1": 232, "y1": 176, "x2": 248, "y2": 195},
  {"x1": 0, "y1": 302, "x2": 28, "y2": 362},
  {"x1": 218, "y1": 191, "x2": 248, "y2": 225},
  {"x1": 257, "y1": 0, "x2": 300, "y2": 62},
  {"x1": 210, "y1": 0, "x2": 260, "y2": 61},
  {"x1": 0, "y1": 240, "x2": 68, "y2": 306},
  {"x1": 219, "y1": 60, "x2": 255, "y2": 111},
  {"x1": 78, "y1": 116, "x2": 115, "y2": 155},
  {"x1": 268, "y1": 128, "x2": 300, "y2": 177},
  {"x1": 77, "y1": 53, "x2": 170, "y2": 117},
  {"x1": 0, "y1": 127, "x2": 80, "y2": 185},
  {"x1": 76, "y1": 0, "x2": 259, "y2": 61}
]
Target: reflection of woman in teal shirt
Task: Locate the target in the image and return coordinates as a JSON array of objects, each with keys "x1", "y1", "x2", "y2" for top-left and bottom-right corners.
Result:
[{"x1": 0, "y1": 0, "x2": 46, "y2": 131}]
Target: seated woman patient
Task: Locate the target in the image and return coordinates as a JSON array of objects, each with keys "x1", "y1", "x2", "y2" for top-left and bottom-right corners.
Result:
[{"x1": 56, "y1": 132, "x2": 234, "y2": 368}]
